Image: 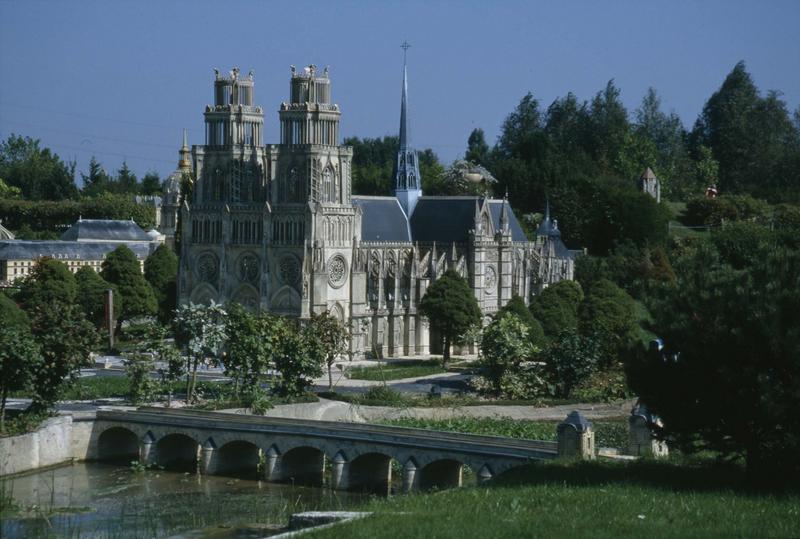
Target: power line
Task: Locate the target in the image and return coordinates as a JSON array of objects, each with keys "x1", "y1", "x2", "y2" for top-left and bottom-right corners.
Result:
[
  {"x1": 0, "y1": 101, "x2": 203, "y2": 133},
  {"x1": 1, "y1": 119, "x2": 180, "y2": 150}
]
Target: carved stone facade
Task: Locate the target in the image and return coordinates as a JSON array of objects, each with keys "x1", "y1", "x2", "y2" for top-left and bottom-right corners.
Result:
[{"x1": 179, "y1": 64, "x2": 576, "y2": 358}]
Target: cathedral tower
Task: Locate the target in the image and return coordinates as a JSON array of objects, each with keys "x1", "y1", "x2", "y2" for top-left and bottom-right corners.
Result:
[{"x1": 394, "y1": 43, "x2": 422, "y2": 217}]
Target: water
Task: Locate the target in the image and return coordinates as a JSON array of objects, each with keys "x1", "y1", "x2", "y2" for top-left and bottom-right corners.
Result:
[{"x1": 1, "y1": 462, "x2": 368, "y2": 538}]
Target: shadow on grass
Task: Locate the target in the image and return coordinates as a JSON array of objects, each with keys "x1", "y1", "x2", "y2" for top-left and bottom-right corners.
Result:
[{"x1": 492, "y1": 459, "x2": 798, "y2": 497}]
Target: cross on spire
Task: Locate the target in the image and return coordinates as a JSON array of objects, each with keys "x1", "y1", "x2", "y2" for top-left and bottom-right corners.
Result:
[{"x1": 401, "y1": 41, "x2": 411, "y2": 64}]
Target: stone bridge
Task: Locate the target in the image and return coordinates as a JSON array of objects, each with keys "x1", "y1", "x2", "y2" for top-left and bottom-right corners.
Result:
[{"x1": 90, "y1": 408, "x2": 561, "y2": 492}]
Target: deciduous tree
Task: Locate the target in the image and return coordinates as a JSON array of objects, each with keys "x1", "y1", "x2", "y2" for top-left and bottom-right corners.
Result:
[{"x1": 0, "y1": 325, "x2": 42, "y2": 432}]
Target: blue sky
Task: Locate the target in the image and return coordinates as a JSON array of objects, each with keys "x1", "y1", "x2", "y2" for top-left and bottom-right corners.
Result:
[{"x1": 1, "y1": 0, "x2": 798, "y2": 184}]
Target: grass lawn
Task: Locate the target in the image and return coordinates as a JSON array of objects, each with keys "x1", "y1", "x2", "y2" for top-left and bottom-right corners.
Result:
[
  {"x1": 345, "y1": 360, "x2": 446, "y2": 381},
  {"x1": 308, "y1": 460, "x2": 799, "y2": 538}
]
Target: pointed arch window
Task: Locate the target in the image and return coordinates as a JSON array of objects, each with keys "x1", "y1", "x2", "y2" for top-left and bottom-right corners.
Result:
[{"x1": 322, "y1": 166, "x2": 336, "y2": 203}]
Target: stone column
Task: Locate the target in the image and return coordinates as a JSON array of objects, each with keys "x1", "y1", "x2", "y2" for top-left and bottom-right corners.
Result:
[
  {"x1": 557, "y1": 411, "x2": 595, "y2": 460},
  {"x1": 139, "y1": 431, "x2": 157, "y2": 466},
  {"x1": 199, "y1": 437, "x2": 218, "y2": 475},
  {"x1": 330, "y1": 452, "x2": 350, "y2": 491},
  {"x1": 628, "y1": 404, "x2": 669, "y2": 458},
  {"x1": 263, "y1": 445, "x2": 282, "y2": 481},
  {"x1": 477, "y1": 465, "x2": 493, "y2": 485},
  {"x1": 402, "y1": 459, "x2": 419, "y2": 493}
]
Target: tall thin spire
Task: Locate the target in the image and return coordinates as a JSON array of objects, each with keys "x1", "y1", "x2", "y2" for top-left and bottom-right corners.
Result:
[
  {"x1": 394, "y1": 40, "x2": 422, "y2": 217},
  {"x1": 399, "y1": 41, "x2": 411, "y2": 150}
]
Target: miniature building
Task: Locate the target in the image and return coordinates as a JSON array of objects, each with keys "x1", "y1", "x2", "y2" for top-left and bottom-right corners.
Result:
[
  {"x1": 0, "y1": 218, "x2": 160, "y2": 284},
  {"x1": 178, "y1": 59, "x2": 577, "y2": 358},
  {"x1": 638, "y1": 167, "x2": 661, "y2": 203}
]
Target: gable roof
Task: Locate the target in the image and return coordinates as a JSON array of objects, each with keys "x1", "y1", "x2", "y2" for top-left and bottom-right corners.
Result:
[
  {"x1": 60, "y1": 219, "x2": 150, "y2": 242},
  {"x1": 352, "y1": 196, "x2": 411, "y2": 242}
]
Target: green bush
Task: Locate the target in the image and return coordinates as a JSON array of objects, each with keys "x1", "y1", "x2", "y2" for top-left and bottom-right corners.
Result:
[{"x1": 571, "y1": 363, "x2": 632, "y2": 402}]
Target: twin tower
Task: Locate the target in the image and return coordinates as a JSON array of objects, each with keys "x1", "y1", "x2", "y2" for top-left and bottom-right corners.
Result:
[{"x1": 178, "y1": 61, "x2": 420, "y2": 316}]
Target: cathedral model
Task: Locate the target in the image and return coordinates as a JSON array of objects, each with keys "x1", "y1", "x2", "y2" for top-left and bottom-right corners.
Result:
[{"x1": 171, "y1": 58, "x2": 575, "y2": 358}]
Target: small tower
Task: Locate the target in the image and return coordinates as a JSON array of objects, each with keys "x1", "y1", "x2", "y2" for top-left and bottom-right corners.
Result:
[
  {"x1": 160, "y1": 129, "x2": 192, "y2": 247},
  {"x1": 394, "y1": 42, "x2": 422, "y2": 218},
  {"x1": 638, "y1": 167, "x2": 661, "y2": 203}
]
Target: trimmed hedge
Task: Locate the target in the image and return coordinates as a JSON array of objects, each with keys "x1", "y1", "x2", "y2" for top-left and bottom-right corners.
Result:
[{"x1": 0, "y1": 193, "x2": 156, "y2": 234}]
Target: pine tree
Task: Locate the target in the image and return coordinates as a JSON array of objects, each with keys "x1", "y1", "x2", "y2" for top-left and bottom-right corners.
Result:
[
  {"x1": 419, "y1": 269, "x2": 481, "y2": 367},
  {"x1": 144, "y1": 244, "x2": 178, "y2": 324},
  {"x1": 101, "y1": 246, "x2": 157, "y2": 328}
]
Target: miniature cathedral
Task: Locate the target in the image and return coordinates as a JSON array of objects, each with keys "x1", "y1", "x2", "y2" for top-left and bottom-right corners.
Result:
[{"x1": 176, "y1": 58, "x2": 576, "y2": 358}]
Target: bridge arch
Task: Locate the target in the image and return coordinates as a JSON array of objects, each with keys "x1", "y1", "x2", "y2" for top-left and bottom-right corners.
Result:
[
  {"x1": 215, "y1": 440, "x2": 261, "y2": 478},
  {"x1": 157, "y1": 433, "x2": 199, "y2": 472},
  {"x1": 97, "y1": 426, "x2": 139, "y2": 463},
  {"x1": 419, "y1": 458, "x2": 466, "y2": 490},
  {"x1": 347, "y1": 452, "x2": 395, "y2": 494},
  {"x1": 279, "y1": 445, "x2": 326, "y2": 486}
]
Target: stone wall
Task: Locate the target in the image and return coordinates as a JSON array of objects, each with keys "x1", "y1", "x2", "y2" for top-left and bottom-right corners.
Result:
[{"x1": 0, "y1": 416, "x2": 75, "y2": 476}]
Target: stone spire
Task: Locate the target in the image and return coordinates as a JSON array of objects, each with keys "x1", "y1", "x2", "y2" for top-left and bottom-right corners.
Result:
[
  {"x1": 394, "y1": 41, "x2": 422, "y2": 218},
  {"x1": 399, "y1": 46, "x2": 410, "y2": 150},
  {"x1": 178, "y1": 128, "x2": 191, "y2": 172}
]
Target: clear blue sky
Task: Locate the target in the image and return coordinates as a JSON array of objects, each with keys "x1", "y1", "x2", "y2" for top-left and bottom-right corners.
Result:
[{"x1": 1, "y1": 0, "x2": 798, "y2": 184}]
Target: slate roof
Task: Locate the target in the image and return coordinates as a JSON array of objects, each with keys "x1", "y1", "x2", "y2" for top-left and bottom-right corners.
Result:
[
  {"x1": 352, "y1": 196, "x2": 412, "y2": 242},
  {"x1": 410, "y1": 197, "x2": 476, "y2": 243},
  {"x1": 409, "y1": 197, "x2": 528, "y2": 243},
  {"x1": 60, "y1": 219, "x2": 151, "y2": 242},
  {"x1": 0, "y1": 240, "x2": 153, "y2": 261}
]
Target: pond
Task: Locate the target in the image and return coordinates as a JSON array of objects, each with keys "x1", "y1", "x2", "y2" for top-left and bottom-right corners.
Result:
[{"x1": 1, "y1": 462, "x2": 368, "y2": 538}]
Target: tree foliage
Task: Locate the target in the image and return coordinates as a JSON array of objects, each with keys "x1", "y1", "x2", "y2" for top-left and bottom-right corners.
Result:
[
  {"x1": 75, "y1": 266, "x2": 121, "y2": 327},
  {"x1": 0, "y1": 193, "x2": 156, "y2": 236},
  {"x1": 144, "y1": 244, "x2": 178, "y2": 324},
  {"x1": 0, "y1": 134, "x2": 78, "y2": 200},
  {"x1": 272, "y1": 321, "x2": 326, "y2": 397},
  {"x1": 496, "y1": 295, "x2": 545, "y2": 347},
  {"x1": 578, "y1": 279, "x2": 638, "y2": 363},
  {"x1": 691, "y1": 61, "x2": 800, "y2": 201},
  {"x1": 102, "y1": 245, "x2": 157, "y2": 326},
  {"x1": 543, "y1": 330, "x2": 601, "y2": 398},
  {"x1": 627, "y1": 227, "x2": 800, "y2": 483},
  {"x1": 480, "y1": 313, "x2": 536, "y2": 394},
  {"x1": 529, "y1": 280, "x2": 583, "y2": 340},
  {"x1": 0, "y1": 325, "x2": 42, "y2": 432},
  {"x1": 419, "y1": 269, "x2": 482, "y2": 366},
  {"x1": 174, "y1": 302, "x2": 227, "y2": 403},
  {"x1": 224, "y1": 304, "x2": 287, "y2": 401},
  {"x1": 308, "y1": 311, "x2": 350, "y2": 389},
  {"x1": 0, "y1": 293, "x2": 30, "y2": 330},
  {"x1": 27, "y1": 302, "x2": 99, "y2": 410},
  {"x1": 18, "y1": 258, "x2": 78, "y2": 311},
  {"x1": 344, "y1": 135, "x2": 444, "y2": 196}
]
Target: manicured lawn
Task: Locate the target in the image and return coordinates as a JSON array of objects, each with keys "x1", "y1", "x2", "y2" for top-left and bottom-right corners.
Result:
[
  {"x1": 378, "y1": 417, "x2": 629, "y2": 451},
  {"x1": 345, "y1": 360, "x2": 446, "y2": 381},
  {"x1": 309, "y1": 460, "x2": 799, "y2": 538}
]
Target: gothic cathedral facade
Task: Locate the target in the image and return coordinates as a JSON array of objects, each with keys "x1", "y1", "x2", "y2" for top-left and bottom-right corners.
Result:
[{"x1": 178, "y1": 64, "x2": 576, "y2": 358}]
